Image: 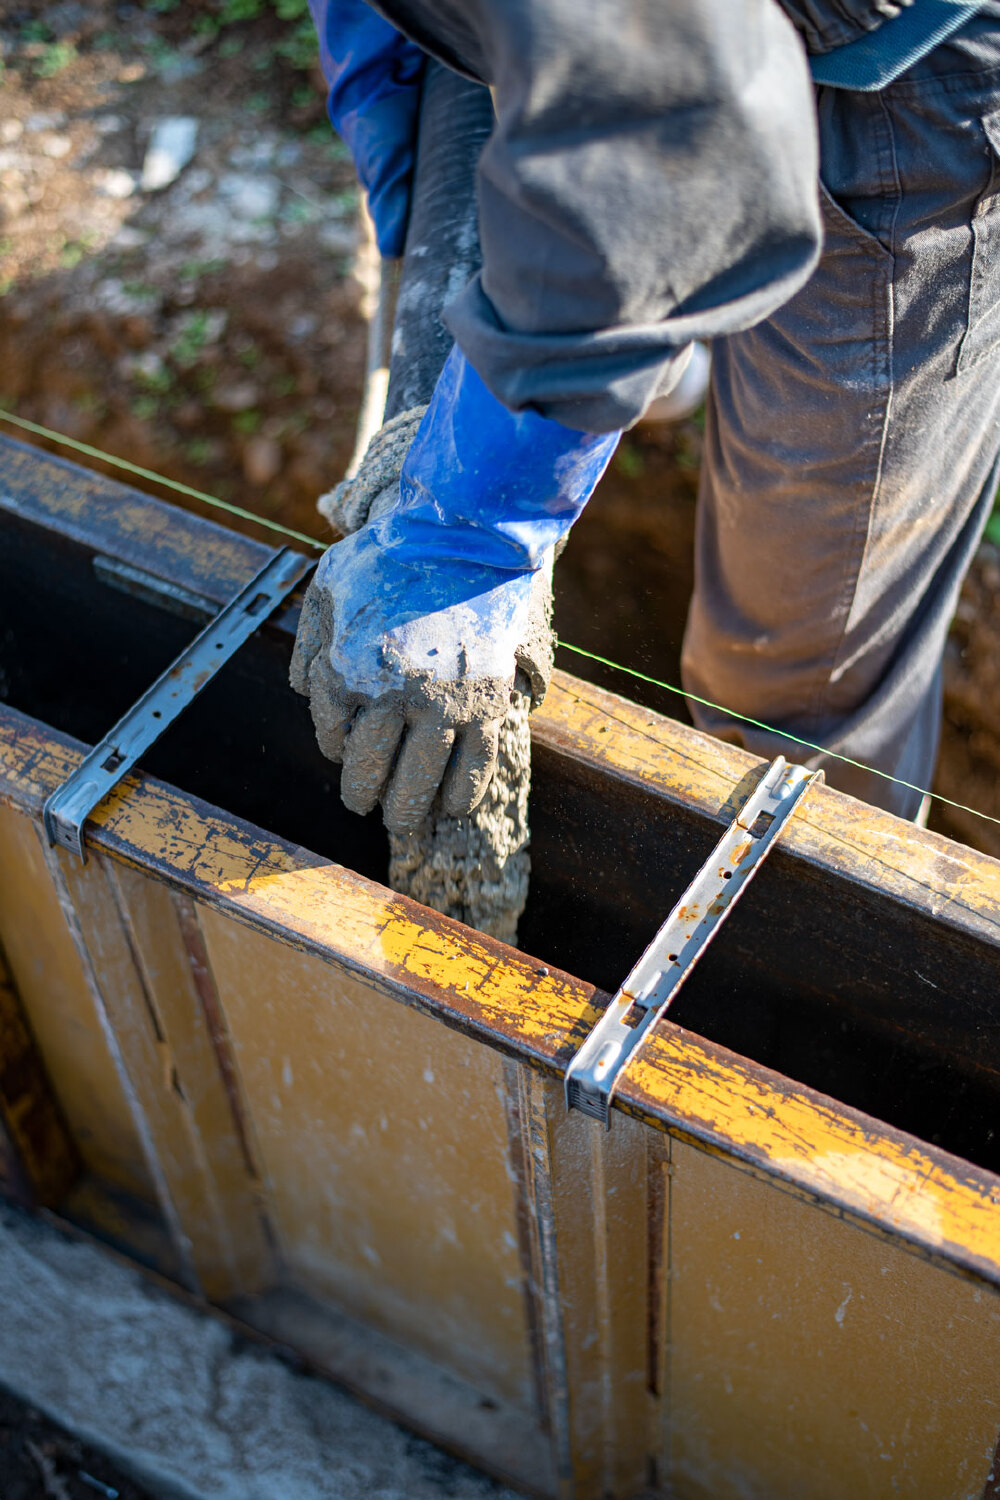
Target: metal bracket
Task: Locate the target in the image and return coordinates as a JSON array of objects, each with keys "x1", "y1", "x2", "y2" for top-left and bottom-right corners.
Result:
[
  {"x1": 43, "y1": 547, "x2": 312, "y2": 862},
  {"x1": 564, "y1": 756, "x2": 821, "y2": 1128}
]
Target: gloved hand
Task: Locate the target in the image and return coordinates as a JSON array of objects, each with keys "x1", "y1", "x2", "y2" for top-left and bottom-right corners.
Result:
[
  {"x1": 307, "y1": 0, "x2": 425, "y2": 256},
  {"x1": 291, "y1": 346, "x2": 620, "y2": 831}
]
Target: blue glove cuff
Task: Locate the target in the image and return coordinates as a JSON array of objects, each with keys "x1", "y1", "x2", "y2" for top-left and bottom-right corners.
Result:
[{"x1": 374, "y1": 345, "x2": 620, "y2": 574}]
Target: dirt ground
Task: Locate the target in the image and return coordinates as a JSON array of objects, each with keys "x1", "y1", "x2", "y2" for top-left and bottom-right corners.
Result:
[
  {"x1": 0, "y1": 1384, "x2": 153, "y2": 1500},
  {"x1": 0, "y1": 0, "x2": 996, "y2": 859}
]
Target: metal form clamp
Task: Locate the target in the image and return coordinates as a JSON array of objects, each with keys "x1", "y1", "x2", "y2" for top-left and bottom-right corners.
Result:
[
  {"x1": 564, "y1": 757, "x2": 821, "y2": 1128},
  {"x1": 43, "y1": 547, "x2": 312, "y2": 862}
]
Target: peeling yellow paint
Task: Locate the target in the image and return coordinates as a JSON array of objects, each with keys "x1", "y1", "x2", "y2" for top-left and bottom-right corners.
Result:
[
  {"x1": 628, "y1": 1035, "x2": 1000, "y2": 1275},
  {"x1": 540, "y1": 675, "x2": 1000, "y2": 929}
]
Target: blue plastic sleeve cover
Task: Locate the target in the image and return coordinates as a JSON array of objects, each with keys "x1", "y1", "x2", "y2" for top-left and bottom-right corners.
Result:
[
  {"x1": 308, "y1": 0, "x2": 425, "y2": 255},
  {"x1": 317, "y1": 347, "x2": 620, "y2": 699},
  {"x1": 375, "y1": 344, "x2": 621, "y2": 579}
]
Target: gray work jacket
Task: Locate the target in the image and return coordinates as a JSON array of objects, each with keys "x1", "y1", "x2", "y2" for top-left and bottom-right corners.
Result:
[{"x1": 373, "y1": 1, "x2": 929, "y2": 432}]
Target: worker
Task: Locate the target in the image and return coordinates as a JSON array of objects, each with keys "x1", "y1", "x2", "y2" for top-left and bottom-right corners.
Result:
[{"x1": 293, "y1": 0, "x2": 1000, "y2": 832}]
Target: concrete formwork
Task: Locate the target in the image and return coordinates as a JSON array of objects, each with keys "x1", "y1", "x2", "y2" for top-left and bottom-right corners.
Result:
[{"x1": 2, "y1": 434, "x2": 1000, "y2": 1498}]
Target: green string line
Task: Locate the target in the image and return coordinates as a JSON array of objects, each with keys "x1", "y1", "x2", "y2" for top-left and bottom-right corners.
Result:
[
  {"x1": 0, "y1": 407, "x2": 325, "y2": 551},
  {"x1": 557, "y1": 641, "x2": 1000, "y2": 830},
  {"x1": 3, "y1": 404, "x2": 999, "y2": 831}
]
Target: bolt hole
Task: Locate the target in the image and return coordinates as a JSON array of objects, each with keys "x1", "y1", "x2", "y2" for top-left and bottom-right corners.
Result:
[
  {"x1": 152, "y1": 710, "x2": 161, "y2": 719},
  {"x1": 723, "y1": 870, "x2": 732, "y2": 879}
]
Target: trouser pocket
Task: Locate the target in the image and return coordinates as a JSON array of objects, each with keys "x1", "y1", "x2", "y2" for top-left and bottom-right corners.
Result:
[{"x1": 958, "y1": 110, "x2": 1000, "y2": 372}]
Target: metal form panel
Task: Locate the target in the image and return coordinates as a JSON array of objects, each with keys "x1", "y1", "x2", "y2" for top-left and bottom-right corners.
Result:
[
  {"x1": 666, "y1": 1142, "x2": 1000, "y2": 1500},
  {"x1": 2, "y1": 700, "x2": 1000, "y2": 1498},
  {"x1": 196, "y1": 903, "x2": 535, "y2": 1409}
]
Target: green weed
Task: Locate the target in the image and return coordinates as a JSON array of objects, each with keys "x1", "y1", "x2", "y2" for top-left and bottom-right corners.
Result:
[
  {"x1": 275, "y1": 18, "x2": 317, "y2": 71},
  {"x1": 20, "y1": 20, "x2": 52, "y2": 44},
  {"x1": 332, "y1": 187, "x2": 359, "y2": 213},
  {"x1": 219, "y1": 0, "x2": 264, "y2": 22},
  {"x1": 134, "y1": 365, "x2": 174, "y2": 395},
  {"x1": 34, "y1": 41, "x2": 76, "y2": 77},
  {"x1": 281, "y1": 200, "x2": 315, "y2": 225},
  {"x1": 179, "y1": 257, "x2": 226, "y2": 280},
  {"x1": 170, "y1": 310, "x2": 215, "y2": 366}
]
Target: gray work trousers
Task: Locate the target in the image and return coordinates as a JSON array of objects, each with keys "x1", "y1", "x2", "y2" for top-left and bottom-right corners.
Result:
[{"x1": 682, "y1": 13, "x2": 1000, "y2": 819}]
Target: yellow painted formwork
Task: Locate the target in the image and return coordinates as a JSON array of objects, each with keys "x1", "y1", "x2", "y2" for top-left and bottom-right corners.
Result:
[
  {"x1": 2, "y1": 683, "x2": 1000, "y2": 1500},
  {"x1": 2, "y1": 437, "x2": 1000, "y2": 1496}
]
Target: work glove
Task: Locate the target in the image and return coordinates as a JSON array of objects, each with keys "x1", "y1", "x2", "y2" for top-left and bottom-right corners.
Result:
[
  {"x1": 307, "y1": 0, "x2": 425, "y2": 256},
  {"x1": 291, "y1": 346, "x2": 620, "y2": 832}
]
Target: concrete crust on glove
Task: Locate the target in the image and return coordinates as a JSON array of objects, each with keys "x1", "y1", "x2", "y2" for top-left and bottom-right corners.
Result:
[{"x1": 389, "y1": 690, "x2": 532, "y2": 944}]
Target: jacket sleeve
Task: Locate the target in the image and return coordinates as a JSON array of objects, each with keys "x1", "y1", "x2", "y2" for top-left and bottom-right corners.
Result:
[{"x1": 378, "y1": 0, "x2": 823, "y2": 432}]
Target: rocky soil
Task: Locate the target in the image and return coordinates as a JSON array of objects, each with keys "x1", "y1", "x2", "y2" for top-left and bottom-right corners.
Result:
[
  {"x1": 0, "y1": 0, "x2": 365, "y2": 543},
  {"x1": 0, "y1": 0, "x2": 997, "y2": 857}
]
